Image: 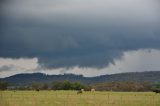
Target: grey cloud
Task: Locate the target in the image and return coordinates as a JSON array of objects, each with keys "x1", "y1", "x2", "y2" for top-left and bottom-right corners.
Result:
[
  {"x1": 38, "y1": 49, "x2": 123, "y2": 68},
  {"x1": 0, "y1": 65, "x2": 14, "y2": 72},
  {"x1": 0, "y1": 0, "x2": 160, "y2": 68}
]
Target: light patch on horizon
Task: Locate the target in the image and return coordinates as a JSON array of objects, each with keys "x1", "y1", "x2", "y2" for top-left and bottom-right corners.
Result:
[
  {"x1": 64, "y1": 49, "x2": 160, "y2": 76},
  {"x1": 103, "y1": 49, "x2": 160, "y2": 74},
  {"x1": 0, "y1": 49, "x2": 160, "y2": 78},
  {"x1": 0, "y1": 58, "x2": 38, "y2": 78}
]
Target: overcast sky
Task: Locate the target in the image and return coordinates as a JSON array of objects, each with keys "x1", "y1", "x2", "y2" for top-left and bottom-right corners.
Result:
[{"x1": 0, "y1": 0, "x2": 160, "y2": 78}]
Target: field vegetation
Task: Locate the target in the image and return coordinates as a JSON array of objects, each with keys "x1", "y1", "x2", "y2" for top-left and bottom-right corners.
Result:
[{"x1": 0, "y1": 90, "x2": 160, "y2": 106}]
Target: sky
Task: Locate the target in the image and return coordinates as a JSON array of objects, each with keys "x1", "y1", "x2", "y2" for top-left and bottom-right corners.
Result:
[{"x1": 0, "y1": 0, "x2": 160, "y2": 78}]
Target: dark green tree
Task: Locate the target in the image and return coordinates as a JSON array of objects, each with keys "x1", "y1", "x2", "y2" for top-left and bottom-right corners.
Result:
[
  {"x1": 72, "y1": 82, "x2": 85, "y2": 90},
  {"x1": 152, "y1": 82, "x2": 160, "y2": 90},
  {"x1": 41, "y1": 83, "x2": 49, "y2": 90},
  {"x1": 31, "y1": 82, "x2": 41, "y2": 90},
  {"x1": 0, "y1": 81, "x2": 8, "y2": 90}
]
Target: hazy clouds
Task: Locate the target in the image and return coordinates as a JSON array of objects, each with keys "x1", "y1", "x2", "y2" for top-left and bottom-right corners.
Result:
[{"x1": 1, "y1": 49, "x2": 160, "y2": 78}]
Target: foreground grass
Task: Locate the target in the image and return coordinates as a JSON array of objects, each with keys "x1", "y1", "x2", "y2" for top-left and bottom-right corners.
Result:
[{"x1": 0, "y1": 90, "x2": 160, "y2": 106}]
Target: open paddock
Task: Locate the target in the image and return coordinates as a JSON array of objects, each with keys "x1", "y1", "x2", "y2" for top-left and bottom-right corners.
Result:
[{"x1": 0, "y1": 91, "x2": 160, "y2": 106}]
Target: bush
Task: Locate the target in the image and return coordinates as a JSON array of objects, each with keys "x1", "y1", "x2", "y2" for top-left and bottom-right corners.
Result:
[
  {"x1": 51, "y1": 81, "x2": 85, "y2": 90},
  {"x1": 0, "y1": 81, "x2": 8, "y2": 90},
  {"x1": 151, "y1": 82, "x2": 160, "y2": 90}
]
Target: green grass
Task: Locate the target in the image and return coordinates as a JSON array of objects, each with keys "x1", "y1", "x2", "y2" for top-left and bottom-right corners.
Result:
[{"x1": 0, "y1": 90, "x2": 160, "y2": 106}]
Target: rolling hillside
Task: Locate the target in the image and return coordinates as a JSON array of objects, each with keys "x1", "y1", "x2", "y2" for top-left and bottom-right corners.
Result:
[{"x1": 1, "y1": 71, "x2": 160, "y2": 86}]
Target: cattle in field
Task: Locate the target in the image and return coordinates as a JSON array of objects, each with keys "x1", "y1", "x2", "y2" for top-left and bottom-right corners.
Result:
[
  {"x1": 81, "y1": 89, "x2": 84, "y2": 92},
  {"x1": 153, "y1": 89, "x2": 160, "y2": 94},
  {"x1": 35, "y1": 88, "x2": 40, "y2": 91},
  {"x1": 91, "y1": 88, "x2": 95, "y2": 92},
  {"x1": 77, "y1": 89, "x2": 84, "y2": 94},
  {"x1": 77, "y1": 90, "x2": 83, "y2": 94}
]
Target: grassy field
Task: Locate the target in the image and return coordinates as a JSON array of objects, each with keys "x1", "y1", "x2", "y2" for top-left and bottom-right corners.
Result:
[{"x1": 0, "y1": 90, "x2": 160, "y2": 106}]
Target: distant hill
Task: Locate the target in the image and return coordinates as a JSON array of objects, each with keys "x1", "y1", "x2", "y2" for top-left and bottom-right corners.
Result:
[{"x1": 1, "y1": 71, "x2": 160, "y2": 86}]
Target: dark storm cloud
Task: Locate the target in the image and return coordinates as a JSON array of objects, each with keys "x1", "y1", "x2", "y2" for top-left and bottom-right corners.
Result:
[{"x1": 0, "y1": 0, "x2": 160, "y2": 68}]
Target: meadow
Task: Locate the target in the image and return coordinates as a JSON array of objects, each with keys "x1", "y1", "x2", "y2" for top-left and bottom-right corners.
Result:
[{"x1": 0, "y1": 91, "x2": 160, "y2": 106}]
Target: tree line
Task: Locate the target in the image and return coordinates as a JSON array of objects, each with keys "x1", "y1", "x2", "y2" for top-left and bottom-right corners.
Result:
[
  {"x1": 31, "y1": 81, "x2": 86, "y2": 90},
  {"x1": 93, "y1": 82, "x2": 152, "y2": 92},
  {"x1": 1, "y1": 80, "x2": 160, "y2": 92}
]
